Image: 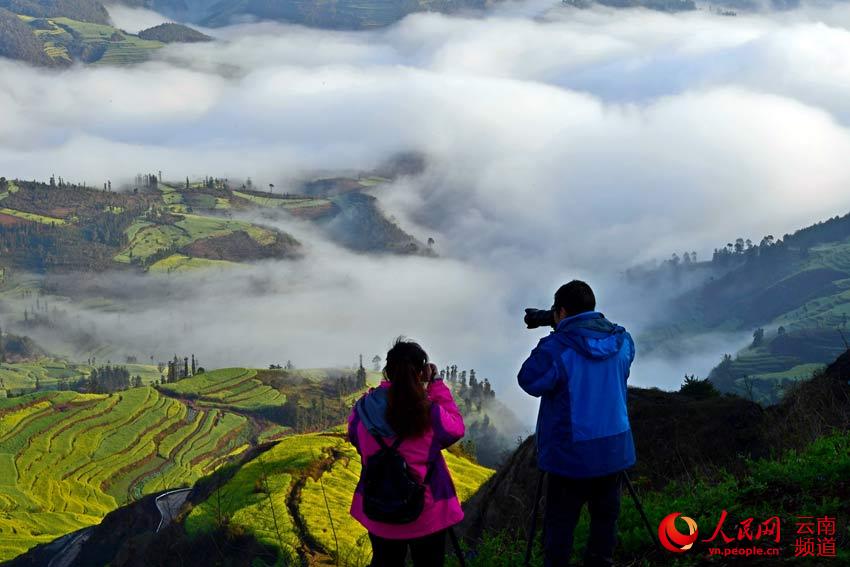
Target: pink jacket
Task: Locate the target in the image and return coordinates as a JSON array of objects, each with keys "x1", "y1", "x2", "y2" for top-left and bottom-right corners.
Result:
[{"x1": 347, "y1": 378, "x2": 465, "y2": 539}]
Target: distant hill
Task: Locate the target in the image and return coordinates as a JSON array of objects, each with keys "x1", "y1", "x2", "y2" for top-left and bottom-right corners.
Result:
[
  {"x1": 0, "y1": 8, "x2": 51, "y2": 65},
  {"x1": 137, "y1": 22, "x2": 211, "y2": 43},
  {"x1": 0, "y1": 13, "x2": 168, "y2": 65},
  {"x1": 0, "y1": 0, "x2": 109, "y2": 24},
  {"x1": 118, "y1": 0, "x2": 496, "y2": 30},
  {"x1": 633, "y1": 210, "x2": 850, "y2": 402}
]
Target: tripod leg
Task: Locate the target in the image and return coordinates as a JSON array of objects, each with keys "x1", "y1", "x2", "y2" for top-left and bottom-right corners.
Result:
[
  {"x1": 524, "y1": 470, "x2": 546, "y2": 567},
  {"x1": 621, "y1": 471, "x2": 662, "y2": 554},
  {"x1": 448, "y1": 526, "x2": 466, "y2": 567}
]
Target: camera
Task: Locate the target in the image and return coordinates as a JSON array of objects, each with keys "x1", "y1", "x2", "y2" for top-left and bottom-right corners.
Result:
[{"x1": 524, "y1": 308, "x2": 555, "y2": 329}]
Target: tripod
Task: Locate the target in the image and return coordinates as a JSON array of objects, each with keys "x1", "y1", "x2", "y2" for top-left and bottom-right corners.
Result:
[{"x1": 523, "y1": 470, "x2": 660, "y2": 567}]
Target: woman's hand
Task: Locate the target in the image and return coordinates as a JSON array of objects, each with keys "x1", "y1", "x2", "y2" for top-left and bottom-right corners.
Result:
[{"x1": 423, "y1": 363, "x2": 438, "y2": 384}]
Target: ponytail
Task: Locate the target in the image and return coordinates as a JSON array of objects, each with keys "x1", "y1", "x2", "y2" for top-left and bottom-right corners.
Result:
[{"x1": 384, "y1": 338, "x2": 431, "y2": 439}]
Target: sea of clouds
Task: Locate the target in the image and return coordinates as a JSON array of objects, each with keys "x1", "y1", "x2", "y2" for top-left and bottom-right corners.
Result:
[{"x1": 4, "y1": 1, "x2": 850, "y2": 423}]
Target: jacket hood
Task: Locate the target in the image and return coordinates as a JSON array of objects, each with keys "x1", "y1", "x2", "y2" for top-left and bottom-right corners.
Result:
[
  {"x1": 551, "y1": 311, "x2": 627, "y2": 360},
  {"x1": 356, "y1": 382, "x2": 396, "y2": 438}
]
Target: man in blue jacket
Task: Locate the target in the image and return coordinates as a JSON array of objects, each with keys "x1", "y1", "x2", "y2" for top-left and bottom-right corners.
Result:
[{"x1": 518, "y1": 280, "x2": 635, "y2": 567}]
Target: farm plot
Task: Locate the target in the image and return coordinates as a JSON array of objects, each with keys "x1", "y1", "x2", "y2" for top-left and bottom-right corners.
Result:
[
  {"x1": 158, "y1": 368, "x2": 285, "y2": 412},
  {"x1": 185, "y1": 433, "x2": 343, "y2": 563},
  {"x1": 149, "y1": 254, "x2": 238, "y2": 273},
  {"x1": 0, "y1": 387, "x2": 251, "y2": 562},
  {"x1": 114, "y1": 213, "x2": 279, "y2": 264},
  {"x1": 298, "y1": 443, "x2": 494, "y2": 566},
  {"x1": 0, "y1": 208, "x2": 66, "y2": 225}
]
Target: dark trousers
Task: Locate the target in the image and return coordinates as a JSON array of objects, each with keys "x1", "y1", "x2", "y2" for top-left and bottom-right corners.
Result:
[
  {"x1": 543, "y1": 472, "x2": 622, "y2": 567},
  {"x1": 369, "y1": 529, "x2": 447, "y2": 567}
]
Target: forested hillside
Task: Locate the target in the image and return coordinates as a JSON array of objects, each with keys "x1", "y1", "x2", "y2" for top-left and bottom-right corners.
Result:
[
  {"x1": 137, "y1": 22, "x2": 211, "y2": 42},
  {"x1": 0, "y1": 0, "x2": 109, "y2": 25},
  {"x1": 0, "y1": 8, "x2": 49, "y2": 65},
  {"x1": 633, "y1": 210, "x2": 850, "y2": 402},
  {"x1": 0, "y1": 170, "x2": 427, "y2": 275}
]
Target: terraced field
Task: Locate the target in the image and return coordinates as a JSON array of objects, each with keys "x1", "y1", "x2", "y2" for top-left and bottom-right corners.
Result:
[
  {"x1": 14, "y1": 15, "x2": 166, "y2": 65},
  {"x1": 0, "y1": 208, "x2": 66, "y2": 226},
  {"x1": 0, "y1": 387, "x2": 250, "y2": 561},
  {"x1": 148, "y1": 254, "x2": 239, "y2": 273},
  {"x1": 187, "y1": 432, "x2": 494, "y2": 566},
  {"x1": 158, "y1": 368, "x2": 285, "y2": 412},
  {"x1": 232, "y1": 191, "x2": 331, "y2": 210},
  {"x1": 114, "y1": 213, "x2": 279, "y2": 264},
  {"x1": 0, "y1": 360, "x2": 161, "y2": 393},
  {"x1": 185, "y1": 433, "x2": 339, "y2": 562}
]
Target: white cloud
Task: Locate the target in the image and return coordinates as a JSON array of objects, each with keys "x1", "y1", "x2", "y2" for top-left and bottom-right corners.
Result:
[{"x1": 5, "y1": 3, "x2": 850, "y2": 420}]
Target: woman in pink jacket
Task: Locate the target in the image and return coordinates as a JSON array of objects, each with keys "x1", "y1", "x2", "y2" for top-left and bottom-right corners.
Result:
[{"x1": 348, "y1": 339, "x2": 466, "y2": 566}]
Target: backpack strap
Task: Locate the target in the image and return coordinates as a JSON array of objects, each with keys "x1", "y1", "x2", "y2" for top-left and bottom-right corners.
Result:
[
  {"x1": 368, "y1": 429, "x2": 403, "y2": 451},
  {"x1": 423, "y1": 461, "x2": 435, "y2": 484}
]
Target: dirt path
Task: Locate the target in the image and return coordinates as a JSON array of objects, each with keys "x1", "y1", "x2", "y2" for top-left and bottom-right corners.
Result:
[
  {"x1": 46, "y1": 528, "x2": 91, "y2": 567},
  {"x1": 286, "y1": 448, "x2": 340, "y2": 566},
  {"x1": 155, "y1": 488, "x2": 192, "y2": 533}
]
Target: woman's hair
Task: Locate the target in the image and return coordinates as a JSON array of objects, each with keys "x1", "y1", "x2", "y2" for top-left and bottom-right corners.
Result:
[{"x1": 384, "y1": 338, "x2": 431, "y2": 439}]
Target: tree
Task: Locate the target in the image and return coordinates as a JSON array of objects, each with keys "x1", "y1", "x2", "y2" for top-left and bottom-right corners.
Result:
[
  {"x1": 752, "y1": 327, "x2": 765, "y2": 348},
  {"x1": 679, "y1": 374, "x2": 719, "y2": 399},
  {"x1": 372, "y1": 355, "x2": 381, "y2": 371},
  {"x1": 777, "y1": 326, "x2": 786, "y2": 336}
]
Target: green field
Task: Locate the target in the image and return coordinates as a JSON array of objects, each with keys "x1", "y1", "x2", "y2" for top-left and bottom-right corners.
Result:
[
  {"x1": 0, "y1": 208, "x2": 66, "y2": 226},
  {"x1": 15, "y1": 15, "x2": 165, "y2": 65},
  {"x1": 51, "y1": 18, "x2": 164, "y2": 65},
  {"x1": 148, "y1": 254, "x2": 239, "y2": 273},
  {"x1": 158, "y1": 368, "x2": 286, "y2": 412},
  {"x1": 0, "y1": 359, "x2": 160, "y2": 394},
  {"x1": 114, "y1": 213, "x2": 278, "y2": 264},
  {"x1": 0, "y1": 387, "x2": 251, "y2": 561},
  {"x1": 232, "y1": 191, "x2": 332, "y2": 211},
  {"x1": 187, "y1": 432, "x2": 493, "y2": 566}
]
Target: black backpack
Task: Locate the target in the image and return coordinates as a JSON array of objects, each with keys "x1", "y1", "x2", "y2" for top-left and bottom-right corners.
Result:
[{"x1": 362, "y1": 431, "x2": 432, "y2": 524}]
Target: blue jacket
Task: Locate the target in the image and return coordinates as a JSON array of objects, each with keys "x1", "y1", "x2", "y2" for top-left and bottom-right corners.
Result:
[{"x1": 518, "y1": 311, "x2": 636, "y2": 478}]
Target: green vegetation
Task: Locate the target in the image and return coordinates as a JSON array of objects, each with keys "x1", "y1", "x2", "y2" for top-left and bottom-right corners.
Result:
[
  {"x1": 639, "y1": 214, "x2": 850, "y2": 402},
  {"x1": 158, "y1": 368, "x2": 285, "y2": 412},
  {"x1": 0, "y1": 358, "x2": 161, "y2": 395},
  {"x1": 137, "y1": 23, "x2": 211, "y2": 43},
  {"x1": 0, "y1": 207, "x2": 66, "y2": 225},
  {"x1": 4, "y1": 14, "x2": 165, "y2": 65},
  {"x1": 0, "y1": 387, "x2": 251, "y2": 561},
  {"x1": 186, "y1": 433, "x2": 340, "y2": 562},
  {"x1": 114, "y1": 211, "x2": 287, "y2": 267},
  {"x1": 458, "y1": 431, "x2": 850, "y2": 566},
  {"x1": 232, "y1": 190, "x2": 331, "y2": 211},
  {"x1": 148, "y1": 254, "x2": 239, "y2": 273},
  {"x1": 186, "y1": 432, "x2": 493, "y2": 567}
]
